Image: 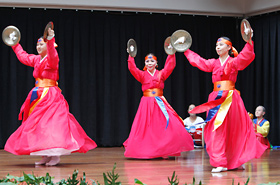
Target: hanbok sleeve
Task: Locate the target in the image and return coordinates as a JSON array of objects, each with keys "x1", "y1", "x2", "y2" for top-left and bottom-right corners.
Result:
[
  {"x1": 160, "y1": 54, "x2": 176, "y2": 81},
  {"x1": 128, "y1": 55, "x2": 144, "y2": 83},
  {"x1": 257, "y1": 121, "x2": 270, "y2": 137},
  {"x1": 184, "y1": 49, "x2": 215, "y2": 72},
  {"x1": 232, "y1": 42, "x2": 255, "y2": 70},
  {"x1": 12, "y1": 43, "x2": 37, "y2": 67},
  {"x1": 46, "y1": 37, "x2": 59, "y2": 70}
]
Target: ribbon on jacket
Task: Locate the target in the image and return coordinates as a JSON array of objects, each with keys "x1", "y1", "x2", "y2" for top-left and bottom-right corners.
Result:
[
  {"x1": 189, "y1": 90, "x2": 234, "y2": 131},
  {"x1": 30, "y1": 87, "x2": 39, "y2": 104},
  {"x1": 155, "y1": 96, "x2": 170, "y2": 129},
  {"x1": 213, "y1": 90, "x2": 233, "y2": 131},
  {"x1": 143, "y1": 88, "x2": 170, "y2": 129},
  {"x1": 28, "y1": 87, "x2": 49, "y2": 116},
  {"x1": 190, "y1": 90, "x2": 228, "y2": 115},
  {"x1": 204, "y1": 91, "x2": 223, "y2": 122}
]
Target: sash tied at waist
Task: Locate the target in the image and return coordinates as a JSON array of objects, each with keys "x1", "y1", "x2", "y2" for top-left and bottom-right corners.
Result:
[
  {"x1": 213, "y1": 80, "x2": 235, "y2": 91},
  {"x1": 35, "y1": 78, "x2": 58, "y2": 87},
  {"x1": 143, "y1": 88, "x2": 163, "y2": 97},
  {"x1": 213, "y1": 80, "x2": 240, "y2": 95}
]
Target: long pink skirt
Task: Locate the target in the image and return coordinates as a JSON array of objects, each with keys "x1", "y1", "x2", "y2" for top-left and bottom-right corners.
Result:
[
  {"x1": 123, "y1": 96, "x2": 194, "y2": 159},
  {"x1": 204, "y1": 90, "x2": 267, "y2": 169},
  {"x1": 4, "y1": 86, "x2": 97, "y2": 155}
]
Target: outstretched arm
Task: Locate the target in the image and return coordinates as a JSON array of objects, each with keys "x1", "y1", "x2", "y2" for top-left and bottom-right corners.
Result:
[
  {"x1": 184, "y1": 49, "x2": 214, "y2": 72},
  {"x1": 12, "y1": 43, "x2": 37, "y2": 67}
]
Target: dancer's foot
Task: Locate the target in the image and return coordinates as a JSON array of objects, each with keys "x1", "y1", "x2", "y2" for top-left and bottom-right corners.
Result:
[
  {"x1": 45, "y1": 156, "x2": 60, "y2": 166},
  {"x1": 211, "y1": 167, "x2": 227, "y2": 173},
  {"x1": 238, "y1": 164, "x2": 245, "y2": 170},
  {"x1": 211, "y1": 173, "x2": 223, "y2": 177},
  {"x1": 35, "y1": 156, "x2": 51, "y2": 165}
]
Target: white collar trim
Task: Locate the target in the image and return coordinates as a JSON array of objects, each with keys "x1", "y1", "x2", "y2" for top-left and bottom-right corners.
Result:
[
  {"x1": 40, "y1": 55, "x2": 47, "y2": 63},
  {"x1": 147, "y1": 69, "x2": 156, "y2": 76},
  {"x1": 219, "y1": 55, "x2": 229, "y2": 66}
]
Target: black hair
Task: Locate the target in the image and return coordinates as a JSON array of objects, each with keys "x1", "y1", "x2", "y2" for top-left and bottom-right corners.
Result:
[
  {"x1": 219, "y1": 36, "x2": 235, "y2": 57},
  {"x1": 146, "y1": 53, "x2": 156, "y2": 57}
]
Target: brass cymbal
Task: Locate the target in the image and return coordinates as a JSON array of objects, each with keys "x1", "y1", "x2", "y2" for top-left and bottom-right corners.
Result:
[
  {"x1": 127, "y1": 39, "x2": 137, "y2": 57},
  {"x1": 240, "y1": 19, "x2": 252, "y2": 42},
  {"x1": 43, "y1": 21, "x2": 54, "y2": 42},
  {"x1": 164, "y1": 36, "x2": 176, "y2": 55},
  {"x1": 2, "y1": 25, "x2": 21, "y2": 46},
  {"x1": 170, "y1": 29, "x2": 192, "y2": 52}
]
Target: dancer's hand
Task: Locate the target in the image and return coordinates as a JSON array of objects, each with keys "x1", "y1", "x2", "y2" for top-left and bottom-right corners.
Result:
[{"x1": 47, "y1": 28, "x2": 55, "y2": 40}]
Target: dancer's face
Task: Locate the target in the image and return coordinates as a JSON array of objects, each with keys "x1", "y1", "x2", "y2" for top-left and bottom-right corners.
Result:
[
  {"x1": 36, "y1": 39, "x2": 47, "y2": 57},
  {"x1": 145, "y1": 57, "x2": 157, "y2": 72},
  {"x1": 216, "y1": 41, "x2": 230, "y2": 57}
]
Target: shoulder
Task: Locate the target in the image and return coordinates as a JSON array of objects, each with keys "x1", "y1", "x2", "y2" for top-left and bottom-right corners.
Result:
[
  {"x1": 212, "y1": 58, "x2": 220, "y2": 64},
  {"x1": 263, "y1": 119, "x2": 270, "y2": 124},
  {"x1": 207, "y1": 58, "x2": 220, "y2": 68},
  {"x1": 30, "y1": 54, "x2": 41, "y2": 63},
  {"x1": 197, "y1": 116, "x2": 205, "y2": 121}
]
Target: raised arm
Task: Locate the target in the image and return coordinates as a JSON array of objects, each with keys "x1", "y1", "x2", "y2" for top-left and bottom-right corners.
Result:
[
  {"x1": 128, "y1": 55, "x2": 144, "y2": 83},
  {"x1": 11, "y1": 43, "x2": 37, "y2": 67},
  {"x1": 232, "y1": 42, "x2": 255, "y2": 71},
  {"x1": 160, "y1": 54, "x2": 176, "y2": 81},
  {"x1": 184, "y1": 49, "x2": 215, "y2": 72},
  {"x1": 46, "y1": 35, "x2": 59, "y2": 70}
]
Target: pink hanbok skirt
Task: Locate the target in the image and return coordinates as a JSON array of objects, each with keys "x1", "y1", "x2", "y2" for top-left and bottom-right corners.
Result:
[
  {"x1": 5, "y1": 86, "x2": 97, "y2": 155},
  {"x1": 204, "y1": 90, "x2": 267, "y2": 169},
  {"x1": 123, "y1": 96, "x2": 194, "y2": 159}
]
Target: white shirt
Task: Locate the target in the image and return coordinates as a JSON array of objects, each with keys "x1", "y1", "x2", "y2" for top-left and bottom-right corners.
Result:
[{"x1": 183, "y1": 116, "x2": 205, "y2": 132}]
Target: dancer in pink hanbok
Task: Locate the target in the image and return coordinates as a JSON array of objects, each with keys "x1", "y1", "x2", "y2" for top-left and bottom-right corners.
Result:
[
  {"x1": 123, "y1": 53, "x2": 194, "y2": 159},
  {"x1": 184, "y1": 35, "x2": 267, "y2": 172},
  {"x1": 4, "y1": 27, "x2": 97, "y2": 166}
]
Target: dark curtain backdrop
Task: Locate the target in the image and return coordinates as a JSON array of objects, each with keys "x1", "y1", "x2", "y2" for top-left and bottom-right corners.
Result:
[{"x1": 0, "y1": 7, "x2": 279, "y2": 148}]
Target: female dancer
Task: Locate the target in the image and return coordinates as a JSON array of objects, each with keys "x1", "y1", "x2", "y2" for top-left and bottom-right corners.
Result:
[
  {"x1": 184, "y1": 34, "x2": 267, "y2": 172},
  {"x1": 123, "y1": 53, "x2": 194, "y2": 159},
  {"x1": 4, "y1": 27, "x2": 97, "y2": 166}
]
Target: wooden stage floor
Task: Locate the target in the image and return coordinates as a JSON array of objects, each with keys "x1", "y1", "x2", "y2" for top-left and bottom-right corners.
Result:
[{"x1": 0, "y1": 147, "x2": 279, "y2": 185}]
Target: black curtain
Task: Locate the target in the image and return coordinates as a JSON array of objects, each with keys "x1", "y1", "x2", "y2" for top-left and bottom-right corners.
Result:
[
  {"x1": 0, "y1": 7, "x2": 279, "y2": 147},
  {"x1": 248, "y1": 13, "x2": 280, "y2": 146}
]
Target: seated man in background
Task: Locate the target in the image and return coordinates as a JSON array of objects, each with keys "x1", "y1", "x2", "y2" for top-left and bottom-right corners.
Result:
[
  {"x1": 253, "y1": 105, "x2": 271, "y2": 149},
  {"x1": 183, "y1": 104, "x2": 205, "y2": 148}
]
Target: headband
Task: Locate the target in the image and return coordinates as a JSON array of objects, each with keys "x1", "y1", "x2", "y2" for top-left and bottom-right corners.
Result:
[
  {"x1": 37, "y1": 38, "x2": 58, "y2": 48},
  {"x1": 145, "y1": 55, "x2": 157, "y2": 61},
  {"x1": 37, "y1": 38, "x2": 44, "y2": 43},
  {"x1": 217, "y1": 38, "x2": 232, "y2": 47},
  {"x1": 217, "y1": 38, "x2": 238, "y2": 57},
  {"x1": 143, "y1": 55, "x2": 158, "y2": 71}
]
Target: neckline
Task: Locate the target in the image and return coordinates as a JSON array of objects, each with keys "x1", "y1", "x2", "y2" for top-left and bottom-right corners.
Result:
[
  {"x1": 40, "y1": 55, "x2": 47, "y2": 63},
  {"x1": 219, "y1": 55, "x2": 229, "y2": 66},
  {"x1": 147, "y1": 69, "x2": 156, "y2": 76},
  {"x1": 189, "y1": 116, "x2": 197, "y2": 123},
  {"x1": 257, "y1": 118, "x2": 264, "y2": 124}
]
